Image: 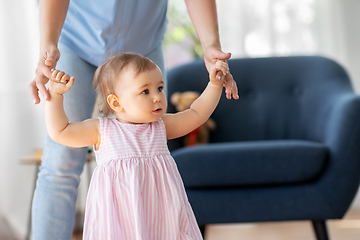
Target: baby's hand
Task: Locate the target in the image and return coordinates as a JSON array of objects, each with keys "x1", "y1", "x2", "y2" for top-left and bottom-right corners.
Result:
[
  {"x1": 209, "y1": 60, "x2": 229, "y2": 86},
  {"x1": 48, "y1": 69, "x2": 75, "y2": 95}
]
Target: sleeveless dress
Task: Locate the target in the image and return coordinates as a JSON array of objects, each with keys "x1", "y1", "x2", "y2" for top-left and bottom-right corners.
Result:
[{"x1": 83, "y1": 117, "x2": 203, "y2": 240}]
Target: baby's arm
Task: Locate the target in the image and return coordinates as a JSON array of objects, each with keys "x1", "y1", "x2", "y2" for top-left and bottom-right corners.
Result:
[
  {"x1": 162, "y1": 60, "x2": 230, "y2": 140},
  {"x1": 45, "y1": 70, "x2": 100, "y2": 148}
]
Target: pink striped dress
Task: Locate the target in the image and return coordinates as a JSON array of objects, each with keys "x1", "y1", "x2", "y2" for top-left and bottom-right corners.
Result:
[{"x1": 83, "y1": 117, "x2": 203, "y2": 240}]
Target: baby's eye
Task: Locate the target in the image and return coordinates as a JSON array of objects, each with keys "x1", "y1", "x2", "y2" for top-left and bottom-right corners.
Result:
[
  {"x1": 141, "y1": 89, "x2": 149, "y2": 95},
  {"x1": 157, "y1": 86, "x2": 163, "y2": 92}
]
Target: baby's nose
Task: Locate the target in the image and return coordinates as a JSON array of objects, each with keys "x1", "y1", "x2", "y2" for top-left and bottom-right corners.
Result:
[{"x1": 153, "y1": 94, "x2": 161, "y2": 103}]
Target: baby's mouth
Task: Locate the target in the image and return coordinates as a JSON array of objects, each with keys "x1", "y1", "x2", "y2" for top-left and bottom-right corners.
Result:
[{"x1": 153, "y1": 108, "x2": 162, "y2": 113}]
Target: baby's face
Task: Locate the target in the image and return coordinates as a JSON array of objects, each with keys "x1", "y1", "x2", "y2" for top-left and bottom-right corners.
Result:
[{"x1": 114, "y1": 66, "x2": 167, "y2": 124}]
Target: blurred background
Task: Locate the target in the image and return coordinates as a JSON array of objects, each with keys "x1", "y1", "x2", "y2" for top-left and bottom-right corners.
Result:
[{"x1": 1, "y1": 0, "x2": 360, "y2": 238}]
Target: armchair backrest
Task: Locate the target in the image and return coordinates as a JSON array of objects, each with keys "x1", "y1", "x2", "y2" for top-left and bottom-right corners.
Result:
[{"x1": 167, "y1": 56, "x2": 354, "y2": 144}]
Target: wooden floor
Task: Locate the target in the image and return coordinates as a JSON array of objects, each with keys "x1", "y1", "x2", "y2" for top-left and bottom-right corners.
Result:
[
  {"x1": 205, "y1": 209, "x2": 360, "y2": 240},
  {"x1": 71, "y1": 208, "x2": 360, "y2": 240}
]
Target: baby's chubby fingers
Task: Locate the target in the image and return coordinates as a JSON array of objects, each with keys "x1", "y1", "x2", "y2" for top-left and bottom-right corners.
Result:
[
  {"x1": 51, "y1": 69, "x2": 59, "y2": 79},
  {"x1": 61, "y1": 73, "x2": 71, "y2": 83},
  {"x1": 209, "y1": 66, "x2": 224, "y2": 86},
  {"x1": 214, "y1": 60, "x2": 229, "y2": 76},
  {"x1": 56, "y1": 71, "x2": 67, "y2": 83},
  {"x1": 65, "y1": 76, "x2": 75, "y2": 89},
  {"x1": 209, "y1": 66, "x2": 217, "y2": 80},
  {"x1": 51, "y1": 69, "x2": 71, "y2": 83}
]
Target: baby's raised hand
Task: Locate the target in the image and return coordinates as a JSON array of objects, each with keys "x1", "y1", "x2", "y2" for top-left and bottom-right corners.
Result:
[
  {"x1": 48, "y1": 69, "x2": 75, "y2": 95},
  {"x1": 209, "y1": 60, "x2": 229, "y2": 86}
]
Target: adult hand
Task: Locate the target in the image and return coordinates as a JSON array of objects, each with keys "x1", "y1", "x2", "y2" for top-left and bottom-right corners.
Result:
[
  {"x1": 29, "y1": 45, "x2": 60, "y2": 104},
  {"x1": 204, "y1": 46, "x2": 239, "y2": 100}
]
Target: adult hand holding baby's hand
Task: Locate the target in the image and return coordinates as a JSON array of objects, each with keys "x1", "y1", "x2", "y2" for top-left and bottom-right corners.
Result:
[
  {"x1": 204, "y1": 46, "x2": 239, "y2": 100},
  {"x1": 48, "y1": 69, "x2": 75, "y2": 95},
  {"x1": 209, "y1": 60, "x2": 238, "y2": 99},
  {"x1": 29, "y1": 45, "x2": 60, "y2": 104},
  {"x1": 209, "y1": 60, "x2": 230, "y2": 86}
]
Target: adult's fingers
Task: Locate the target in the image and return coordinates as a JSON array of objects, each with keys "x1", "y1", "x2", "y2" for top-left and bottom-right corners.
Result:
[
  {"x1": 223, "y1": 78, "x2": 233, "y2": 99},
  {"x1": 223, "y1": 74, "x2": 239, "y2": 100},
  {"x1": 205, "y1": 46, "x2": 232, "y2": 62},
  {"x1": 44, "y1": 47, "x2": 60, "y2": 67},
  {"x1": 41, "y1": 47, "x2": 60, "y2": 78},
  {"x1": 214, "y1": 51, "x2": 231, "y2": 61},
  {"x1": 29, "y1": 79, "x2": 41, "y2": 104},
  {"x1": 39, "y1": 61, "x2": 54, "y2": 79},
  {"x1": 231, "y1": 79, "x2": 239, "y2": 99},
  {"x1": 29, "y1": 74, "x2": 50, "y2": 104},
  {"x1": 38, "y1": 76, "x2": 50, "y2": 101}
]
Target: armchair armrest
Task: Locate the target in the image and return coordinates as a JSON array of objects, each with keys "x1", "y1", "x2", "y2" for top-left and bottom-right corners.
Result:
[{"x1": 317, "y1": 94, "x2": 360, "y2": 214}]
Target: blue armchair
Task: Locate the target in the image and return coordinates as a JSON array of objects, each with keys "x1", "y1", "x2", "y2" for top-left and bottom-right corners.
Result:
[{"x1": 167, "y1": 56, "x2": 360, "y2": 240}]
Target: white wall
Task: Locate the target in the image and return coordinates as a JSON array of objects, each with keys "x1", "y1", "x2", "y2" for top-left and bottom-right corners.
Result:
[{"x1": 0, "y1": 0, "x2": 43, "y2": 237}]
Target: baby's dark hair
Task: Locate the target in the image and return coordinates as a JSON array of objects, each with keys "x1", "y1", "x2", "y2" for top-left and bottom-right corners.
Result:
[{"x1": 93, "y1": 52, "x2": 158, "y2": 117}]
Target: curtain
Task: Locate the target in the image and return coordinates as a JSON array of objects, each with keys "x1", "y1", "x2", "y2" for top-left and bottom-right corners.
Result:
[
  {"x1": 218, "y1": 0, "x2": 317, "y2": 57},
  {"x1": 219, "y1": 0, "x2": 360, "y2": 93}
]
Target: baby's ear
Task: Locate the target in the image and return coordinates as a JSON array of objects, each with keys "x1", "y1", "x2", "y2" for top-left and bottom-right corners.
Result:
[
  {"x1": 171, "y1": 92, "x2": 181, "y2": 105},
  {"x1": 107, "y1": 94, "x2": 123, "y2": 112}
]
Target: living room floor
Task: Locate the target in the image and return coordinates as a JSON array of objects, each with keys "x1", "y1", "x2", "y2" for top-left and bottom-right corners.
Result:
[{"x1": 71, "y1": 208, "x2": 360, "y2": 240}]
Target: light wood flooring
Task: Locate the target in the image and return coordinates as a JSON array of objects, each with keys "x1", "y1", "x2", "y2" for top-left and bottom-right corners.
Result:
[
  {"x1": 205, "y1": 209, "x2": 360, "y2": 240},
  {"x1": 71, "y1": 208, "x2": 360, "y2": 240}
]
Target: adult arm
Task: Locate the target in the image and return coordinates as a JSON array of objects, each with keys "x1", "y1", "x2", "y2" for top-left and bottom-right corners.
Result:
[
  {"x1": 184, "y1": 0, "x2": 239, "y2": 99},
  {"x1": 29, "y1": 0, "x2": 70, "y2": 104}
]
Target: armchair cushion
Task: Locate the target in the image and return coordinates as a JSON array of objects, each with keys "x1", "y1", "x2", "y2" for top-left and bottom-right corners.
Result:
[{"x1": 172, "y1": 140, "x2": 328, "y2": 188}]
